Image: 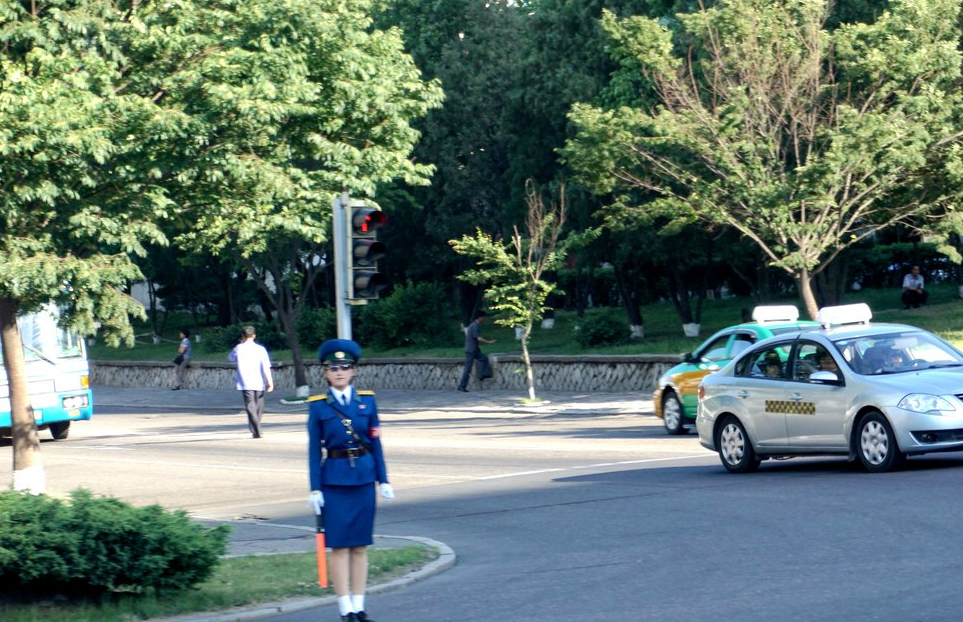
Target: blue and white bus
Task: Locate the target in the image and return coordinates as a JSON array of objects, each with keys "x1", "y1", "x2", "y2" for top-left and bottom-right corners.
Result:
[{"x1": 0, "y1": 306, "x2": 92, "y2": 440}]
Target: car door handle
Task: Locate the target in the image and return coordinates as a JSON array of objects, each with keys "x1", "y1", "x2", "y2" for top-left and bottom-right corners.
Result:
[
  {"x1": 789, "y1": 392, "x2": 804, "y2": 401},
  {"x1": 737, "y1": 391, "x2": 749, "y2": 399}
]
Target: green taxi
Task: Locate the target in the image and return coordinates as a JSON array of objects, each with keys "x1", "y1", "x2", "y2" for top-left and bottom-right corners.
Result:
[{"x1": 652, "y1": 306, "x2": 820, "y2": 435}]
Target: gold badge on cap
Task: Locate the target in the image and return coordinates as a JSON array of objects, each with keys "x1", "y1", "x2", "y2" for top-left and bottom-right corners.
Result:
[{"x1": 335, "y1": 351, "x2": 345, "y2": 360}]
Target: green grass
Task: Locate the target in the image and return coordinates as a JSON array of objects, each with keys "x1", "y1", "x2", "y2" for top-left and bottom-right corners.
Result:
[
  {"x1": 88, "y1": 284, "x2": 963, "y2": 362},
  {"x1": 1, "y1": 546, "x2": 432, "y2": 622}
]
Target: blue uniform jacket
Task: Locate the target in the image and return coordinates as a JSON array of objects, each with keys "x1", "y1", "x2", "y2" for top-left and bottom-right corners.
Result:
[{"x1": 307, "y1": 390, "x2": 388, "y2": 490}]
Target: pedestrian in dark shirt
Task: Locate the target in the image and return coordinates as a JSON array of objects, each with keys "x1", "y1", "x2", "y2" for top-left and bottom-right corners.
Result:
[
  {"x1": 172, "y1": 329, "x2": 191, "y2": 390},
  {"x1": 457, "y1": 311, "x2": 495, "y2": 392}
]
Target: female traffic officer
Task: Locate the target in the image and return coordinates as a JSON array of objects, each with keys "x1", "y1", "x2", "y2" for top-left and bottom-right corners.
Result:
[{"x1": 307, "y1": 339, "x2": 394, "y2": 622}]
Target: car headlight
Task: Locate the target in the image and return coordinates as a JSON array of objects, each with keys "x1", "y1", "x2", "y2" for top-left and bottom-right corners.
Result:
[{"x1": 898, "y1": 394, "x2": 955, "y2": 414}]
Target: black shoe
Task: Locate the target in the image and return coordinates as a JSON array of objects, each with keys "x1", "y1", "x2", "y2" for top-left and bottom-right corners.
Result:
[
  {"x1": 457, "y1": 387, "x2": 468, "y2": 392},
  {"x1": 356, "y1": 612, "x2": 376, "y2": 622},
  {"x1": 341, "y1": 614, "x2": 359, "y2": 622},
  {"x1": 171, "y1": 386, "x2": 180, "y2": 391}
]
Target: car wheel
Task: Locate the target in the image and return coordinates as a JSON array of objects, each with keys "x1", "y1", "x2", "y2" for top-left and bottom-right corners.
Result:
[
  {"x1": 661, "y1": 392, "x2": 688, "y2": 435},
  {"x1": 857, "y1": 411, "x2": 905, "y2": 473},
  {"x1": 48, "y1": 421, "x2": 70, "y2": 440},
  {"x1": 715, "y1": 416, "x2": 760, "y2": 473}
]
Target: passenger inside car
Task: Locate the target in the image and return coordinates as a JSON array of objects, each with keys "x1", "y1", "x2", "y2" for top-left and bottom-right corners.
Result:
[
  {"x1": 881, "y1": 349, "x2": 904, "y2": 372},
  {"x1": 859, "y1": 346, "x2": 888, "y2": 374},
  {"x1": 763, "y1": 352, "x2": 783, "y2": 378},
  {"x1": 795, "y1": 352, "x2": 819, "y2": 380},
  {"x1": 861, "y1": 345, "x2": 904, "y2": 374}
]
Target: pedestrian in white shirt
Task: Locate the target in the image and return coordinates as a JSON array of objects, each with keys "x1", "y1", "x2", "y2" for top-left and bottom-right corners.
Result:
[
  {"x1": 901, "y1": 265, "x2": 929, "y2": 309},
  {"x1": 228, "y1": 326, "x2": 274, "y2": 438}
]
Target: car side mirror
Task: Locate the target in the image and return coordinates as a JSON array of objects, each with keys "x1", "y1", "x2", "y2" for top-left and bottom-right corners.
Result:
[
  {"x1": 809, "y1": 370, "x2": 842, "y2": 384},
  {"x1": 683, "y1": 352, "x2": 698, "y2": 364}
]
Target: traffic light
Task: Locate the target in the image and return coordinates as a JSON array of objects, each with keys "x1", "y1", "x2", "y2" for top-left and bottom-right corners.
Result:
[{"x1": 347, "y1": 204, "x2": 388, "y2": 301}]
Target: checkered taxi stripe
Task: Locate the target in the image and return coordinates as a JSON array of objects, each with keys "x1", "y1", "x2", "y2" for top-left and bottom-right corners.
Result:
[{"x1": 766, "y1": 400, "x2": 816, "y2": 415}]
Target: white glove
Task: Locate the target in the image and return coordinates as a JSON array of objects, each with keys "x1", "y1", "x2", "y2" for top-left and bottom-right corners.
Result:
[
  {"x1": 380, "y1": 483, "x2": 395, "y2": 500},
  {"x1": 308, "y1": 490, "x2": 324, "y2": 514}
]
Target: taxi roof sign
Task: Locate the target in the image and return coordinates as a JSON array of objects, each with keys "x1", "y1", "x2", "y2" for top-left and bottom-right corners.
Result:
[
  {"x1": 816, "y1": 303, "x2": 873, "y2": 328},
  {"x1": 751, "y1": 305, "x2": 800, "y2": 324}
]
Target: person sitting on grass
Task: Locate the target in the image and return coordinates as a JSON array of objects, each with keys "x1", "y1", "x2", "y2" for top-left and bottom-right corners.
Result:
[{"x1": 901, "y1": 265, "x2": 929, "y2": 309}]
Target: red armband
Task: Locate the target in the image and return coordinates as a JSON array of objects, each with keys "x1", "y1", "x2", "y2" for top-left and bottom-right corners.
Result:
[{"x1": 369, "y1": 426, "x2": 380, "y2": 438}]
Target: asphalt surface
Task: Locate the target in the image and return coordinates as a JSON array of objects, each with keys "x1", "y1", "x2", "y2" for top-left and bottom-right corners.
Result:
[{"x1": 92, "y1": 385, "x2": 647, "y2": 622}]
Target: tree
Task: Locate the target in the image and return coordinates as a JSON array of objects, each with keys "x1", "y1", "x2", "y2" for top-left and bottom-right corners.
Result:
[
  {"x1": 564, "y1": 0, "x2": 963, "y2": 318},
  {"x1": 450, "y1": 182, "x2": 576, "y2": 401},
  {"x1": 0, "y1": 0, "x2": 171, "y2": 492},
  {"x1": 374, "y1": 0, "x2": 525, "y2": 318},
  {"x1": 151, "y1": 0, "x2": 443, "y2": 391}
]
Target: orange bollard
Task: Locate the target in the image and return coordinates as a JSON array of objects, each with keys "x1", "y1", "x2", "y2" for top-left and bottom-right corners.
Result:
[{"x1": 315, "y1": 511, "x2": 328, "y2": 588}]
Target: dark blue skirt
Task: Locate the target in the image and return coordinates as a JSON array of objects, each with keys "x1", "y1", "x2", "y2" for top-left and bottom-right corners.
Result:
[{"x1": 321, "y1": 483, "x2": 376, "y2": 548}]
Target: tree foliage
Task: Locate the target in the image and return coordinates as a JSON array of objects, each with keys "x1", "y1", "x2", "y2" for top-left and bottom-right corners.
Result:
[
  {"x1": 374, "y1": 0, "x2": 524, "y2": 311},
  {"x1": 143, "y1": 0, "x2": 444, "y2": 386},
  {"x1": 563, "y1": 0, "x2": 963, "y2": 318},
  {"x1": 450, "y1": 182, "x2": 579, "y2": 400},
  {"x1": 0, "y1": 0, "x2": 443, "y2": 488}
]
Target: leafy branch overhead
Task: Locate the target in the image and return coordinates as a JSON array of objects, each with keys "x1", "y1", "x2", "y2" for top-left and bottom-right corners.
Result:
[{"x1": 563, "y1": 0, "x2": 963, "y2": 319}]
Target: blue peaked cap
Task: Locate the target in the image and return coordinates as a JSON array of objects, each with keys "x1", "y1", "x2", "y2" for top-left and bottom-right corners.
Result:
[{"x1": 318, "y1": 338, "x2": 362, "y2": 364}]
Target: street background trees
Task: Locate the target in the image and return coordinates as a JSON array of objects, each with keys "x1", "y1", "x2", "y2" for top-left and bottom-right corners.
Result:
[
  {"x1": 563, "y1": 0, "x2": 963, "y2": 319},
  {"x1": 7, "y1": 0, "x2": 963, "y2": 485},
  {"x1": 0, "y1": 0, "x2": 440, "y2": 490},
  {"x1": 115, "y1": 0, "x2": 963, "y2": 343}
]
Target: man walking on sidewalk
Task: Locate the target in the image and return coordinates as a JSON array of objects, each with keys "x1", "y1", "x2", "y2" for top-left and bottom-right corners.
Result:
[
  {"x1": 229, "y1": 326, "x2": 274, "y2": 438},
  {"x1": 457, "y1": 311, "x2": 495, "y2": 392}
]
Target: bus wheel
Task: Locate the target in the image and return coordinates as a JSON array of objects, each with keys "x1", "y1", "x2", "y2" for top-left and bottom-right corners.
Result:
[{"x1": 49, "y1": 421, "x2": 71, "y2": 440}]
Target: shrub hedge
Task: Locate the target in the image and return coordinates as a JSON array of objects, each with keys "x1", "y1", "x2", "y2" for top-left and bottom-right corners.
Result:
[
  {"x1": 574, "y1": 308, "x2": 632, "y2": 348},
  {"x1": 0, "y1": 489, "x2": 229, "y2": 596}
]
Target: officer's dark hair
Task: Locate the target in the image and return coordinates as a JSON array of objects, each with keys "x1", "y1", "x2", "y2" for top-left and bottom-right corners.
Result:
[
  {"x1": 474, "y1": 310, "x2": 487, "y2": 320},
  {"x1": 181, "y1": 328, "x2": 190, "y2": 338}
]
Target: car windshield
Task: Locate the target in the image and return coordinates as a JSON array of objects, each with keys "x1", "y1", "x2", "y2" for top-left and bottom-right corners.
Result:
[{"x1": 833, "y1": 331, "x2": 963, "y2": 376}]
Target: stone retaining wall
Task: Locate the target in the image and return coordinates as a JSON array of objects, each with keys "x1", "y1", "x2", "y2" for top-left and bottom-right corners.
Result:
[{"x1": 90, "y1": 354, "x2": 681, "y2": 393}]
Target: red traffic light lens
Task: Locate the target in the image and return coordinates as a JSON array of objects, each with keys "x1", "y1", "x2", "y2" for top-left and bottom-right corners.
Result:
[{"x1": 352, "y1": 208, "x2": 387, "y2": 234}]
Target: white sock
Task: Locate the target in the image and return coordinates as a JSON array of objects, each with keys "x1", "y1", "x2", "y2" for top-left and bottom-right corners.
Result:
[
  {"x1": 338, "y1": 595, "x2": 354, "y2": 615},
  {"x1": 351, "y1": 594, "x2": 365, "y2": 612}
]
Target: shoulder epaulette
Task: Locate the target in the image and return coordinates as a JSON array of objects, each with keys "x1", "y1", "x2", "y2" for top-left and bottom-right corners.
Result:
[
  {"x1": 306, "y1": 395, "x2": 327, "y2": 402},
  {"x1": 357, "y1": 390, "x2": 376, "y2": 396}
]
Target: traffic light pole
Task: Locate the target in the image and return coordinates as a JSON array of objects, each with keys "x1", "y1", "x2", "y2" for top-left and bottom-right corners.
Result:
[{"x1": 333, "y1": 192, "x2": 352, "y2": 339}]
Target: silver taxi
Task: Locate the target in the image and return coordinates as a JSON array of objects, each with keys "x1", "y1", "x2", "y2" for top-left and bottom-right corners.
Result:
[{"x1": 696, "y1": 304, "x2": 963, "y2": 473}]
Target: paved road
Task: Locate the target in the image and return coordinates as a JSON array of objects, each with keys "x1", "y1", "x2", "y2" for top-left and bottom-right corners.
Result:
[{"x1": 6, "y1": 387, "x2": 963, "y2": 622}]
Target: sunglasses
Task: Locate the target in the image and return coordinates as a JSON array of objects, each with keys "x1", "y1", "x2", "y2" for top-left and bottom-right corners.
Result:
[{"x1": 326, "y1": 364, "x2": 355, "y2": 371}]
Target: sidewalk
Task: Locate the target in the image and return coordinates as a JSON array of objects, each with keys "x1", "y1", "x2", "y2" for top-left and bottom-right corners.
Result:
[
  {"x1": 93, "y1": 385, "x2": 647, "y2": 622},
  {"x1": 93, "y1": 385, "x2": 648, "y2": 417}
]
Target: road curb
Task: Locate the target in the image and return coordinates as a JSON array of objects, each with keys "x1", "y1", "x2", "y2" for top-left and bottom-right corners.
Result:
[{"x1": 150, "y1": 535, "x2": 455, "y2": 622}]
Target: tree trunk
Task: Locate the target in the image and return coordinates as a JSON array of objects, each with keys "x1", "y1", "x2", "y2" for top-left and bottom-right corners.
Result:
[
  {"x1": 814, "y1": 257, "x2": 847, "y2": 307},
  {"x1": 693, "y1": 239, "x2": 714, "y2": 325},
  {"x1": 520, "y1": 325, "x2": 536, "y2": 401},
  {"x1": 147, "y1": 279, "x2": 160, "y2": 337},
  {"x1": 795, "y1": 269, "x2": 819, "y2": 320},
  {"x1": 0, "y1": 298, "x2": 44, "y2": 494},
  {"x1": 277, "y1": 305, "x2": 308, "y2": 390},
  {"x1": 613, "y1": 263, "x2": 643, "y2": 336},
  {"x1": 666, "y1": 265, "x2": 695, "y2": 324}
]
